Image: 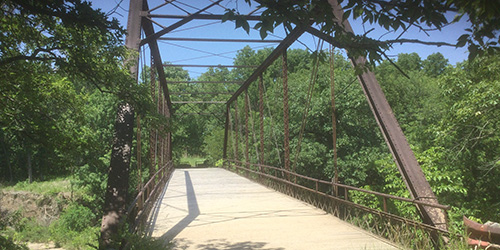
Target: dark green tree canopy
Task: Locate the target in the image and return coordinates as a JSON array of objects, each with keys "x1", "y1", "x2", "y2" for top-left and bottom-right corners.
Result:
[
  {"x1": 0, "y1": 0, "x2": 138, "y2": 99},
  {"x1": 230, "y1": 0, "x2": 499, "y2": 61}
]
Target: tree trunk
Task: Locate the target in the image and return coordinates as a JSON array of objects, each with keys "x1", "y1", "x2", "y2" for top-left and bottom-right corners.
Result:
[
  {"x1": 99, "y1": 103, "x2": 134, "y2": 249},
  {"x1": 27, "y1": 149, "x2": 32, "y2": 184},
  {"x1": 2, "y1": 136, "x2": 13, "y2": 182}
]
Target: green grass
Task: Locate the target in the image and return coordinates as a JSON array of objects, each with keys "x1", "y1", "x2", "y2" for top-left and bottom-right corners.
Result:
[
  {"x1": 1, "y1": 177, "x2": 71, "y2": 196},
  {"x1": 179, "y1": 156, "x2": 206, "y2": 167}
]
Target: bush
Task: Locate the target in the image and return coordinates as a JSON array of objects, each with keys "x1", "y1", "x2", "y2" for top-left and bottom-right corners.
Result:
[
  {"x1": 49, "y1": 204, "x2": 99, "y2": 249},
  {"x1": 125, "y1": 234, "x2": 172, "y2": 250},
  {"x1": 58, "y1": 204, "x2": 95, "y2": 232},
  {"x1": 11, "y1": 217, "x2": 50, "y2": 243},
  {"x1": 0, "y1": 234, "x2": 28, "y2": 250}
]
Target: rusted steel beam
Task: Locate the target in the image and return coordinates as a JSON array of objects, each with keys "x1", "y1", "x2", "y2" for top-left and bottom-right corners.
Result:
[
  {"x1": 464, "y1": 216, "x2": 500, "y2": 246},
  {"x1": 157, "y1": 37, "x2": 282, "y2": 43},
  {"x1": 141, "y1": 2, "x2": 172, "y2": 111},
  {"x1": 226, "y1": 26, "x2": 306, "y2": 105},
  {"x1": 147, "y1": 1, "x2": 170, "y2": 13},
  {"x1": 163, "y1": 64, "x2": 258, "y2": 68},
  {"x1": 171, "y1": 101, "x2": 225, "y2": 104},
  {"x1": 282, "y1": 52, "x2": 290, "y2": 180},
  {"x1": 325, "y1": 0, "x2": 448, "y2": 233},
  {"x1": 177, "y1": 113, "x2": 221, "y2": 116},
  {"x1": 223, "y1": 104, "x2": 230, "y2": 159},
  {"x1": 168, "y1": 80, "x2": 244, "y2": 84},
  {"x1": 148, "y1": 13, "x2": 262, "y2": 21},
  {"x1": 139, "y1": 1, "x2": 222, "y2": 47},
  {"x1": 170, "y1": 92, "x2": 233, "y2": 95}
]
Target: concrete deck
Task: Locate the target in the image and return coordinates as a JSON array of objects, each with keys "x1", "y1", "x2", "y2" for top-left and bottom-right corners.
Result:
[{"x1": 149, "y1": 168, "x2": 399, "y2": 250}]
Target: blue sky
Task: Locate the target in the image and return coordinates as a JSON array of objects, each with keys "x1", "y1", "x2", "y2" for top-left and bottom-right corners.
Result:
[{"x1": 91, "y1": 0, "x2": 470, "y2": 79}]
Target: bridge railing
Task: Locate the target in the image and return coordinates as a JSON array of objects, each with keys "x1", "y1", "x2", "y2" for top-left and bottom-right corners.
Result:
[
  {"x1": 126, "y1": 160, "x2": 174, "y2": 233},
  {"x1": 224, "y1": 159, "x2": 450, "y2": 248}
]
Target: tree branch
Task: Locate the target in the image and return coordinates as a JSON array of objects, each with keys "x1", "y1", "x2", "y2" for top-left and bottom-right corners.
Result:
[
  {"x1": 0, "y1": 47, "x2": 63, "y2": 66},
  {"x1": 384, "y1": 39, "x2": 457, "y2": 47}
]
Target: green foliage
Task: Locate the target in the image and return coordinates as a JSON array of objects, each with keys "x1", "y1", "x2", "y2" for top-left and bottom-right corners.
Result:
[
  {"x1": 432, "y1": 54, "x2": 500, "y2": 221},
  {"x1": 3, "y1": 177, "x2": 70, "y2": 196},
  {"x1": 57, "y1": 204, "x2": 96, "y2": 232},
  {"x1": 0, "y1": 234, "x2": 28, "y2": 250},
  {"x1": 203, "y1": 127, "x2": 225, "y2": 164},
  {"x1": 125, "y1": 234, "x2": 172, "y2": 250},
  {"x1": 239, "y1": 0, "x2": 500, "y2": 62},
  {"x1": 49, "y1": 223, "x2": 99, "y2": 250}
]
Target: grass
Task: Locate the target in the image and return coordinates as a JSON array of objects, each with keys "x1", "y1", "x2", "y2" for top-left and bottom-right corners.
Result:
[
  {"x1": 179, "y1": 156, "x2": 206, "y2": 167},
  {"x1": 0, "y1": 176, "x2": 98, "y2": 250},
  {"x1": 1, "y1": 177, "x2": 71, "y2": 196}
]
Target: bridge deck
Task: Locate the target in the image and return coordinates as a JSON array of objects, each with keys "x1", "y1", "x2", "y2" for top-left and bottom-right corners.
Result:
[{"x1": 149, "y1": 168, "x2": 398, "y2": 250}]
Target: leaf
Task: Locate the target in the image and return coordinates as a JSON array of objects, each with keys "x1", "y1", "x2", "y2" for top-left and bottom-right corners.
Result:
[
  {"x1": 343, "y1": 9, "x2": 351, "y2": 21},
  {"x1": 260, "y1": 28, "x2": 268, "y2": 40},
  {"x1": 457, "y1": 34, "x2": 469, "y2": 47},
  {"x1": 222, "y1": 11, "x2": 233, "y2": 23},
  {"x1": 468, "y1": 44, "x2": 479, "y2": 61}
]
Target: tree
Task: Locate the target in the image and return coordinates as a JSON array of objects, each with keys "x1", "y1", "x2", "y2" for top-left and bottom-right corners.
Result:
[
  {"x1": 1, "y1": 1, "x2": 155, "y2": 248},
  {"x1": 422, "y1": 53, "x2": 449, "y2": 77},
  {"x1": 230, "y1": 0, "x2": 499, "y2": 61},
  {"x1": 0, "y1": 0, "x2": 130, "y2": 183},
  {"x1": 434, "y1": 54, "x2": 500, "y2": 221}
]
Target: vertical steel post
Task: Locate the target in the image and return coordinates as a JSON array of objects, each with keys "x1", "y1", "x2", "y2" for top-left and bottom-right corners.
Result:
[
  {"x1": 149, "y1": 57, "x2": 157, "y2": 178},
  {"x1": 282, "y1": 52, "x2": 290, "y2": 180},
  {"x1": 244, "y1": 90, "x2": 250, "y2": 169},
  {"x1": 258, "y1": 75, "x2": 265, "y2": 168},
  {"x1": 223, "y1": 104, "x2": 230, "y2": 160},
  {"x1": 234, "y1": 101, "x2": 239, "y2": 162},
  {"x1": 329, "y1": 48, "x2": 339, "y2": 197}
]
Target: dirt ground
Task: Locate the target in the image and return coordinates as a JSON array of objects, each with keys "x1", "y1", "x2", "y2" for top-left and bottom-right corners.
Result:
[
  {"x1": 27, "y1": 242, "x2": 64, "y2": 250},
  {"x1": 0, "y1": 191, "x2": 67, "y2": 226},
  {"x1": 1, "y1": 191, "x2": 71, "y2": 249}
]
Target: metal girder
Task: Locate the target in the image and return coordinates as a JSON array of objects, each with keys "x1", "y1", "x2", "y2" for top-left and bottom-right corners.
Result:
[
  {"x1": 141, "y1": 2, "x2": 172, "y2": 111},
  {"x1": 139, "y1": 1, "x2": 222, "y2": 47},
  {"x1": 148, "y1": 14, "x2": 262, "y2": 21},
  {"x1": 226, "y1": 26, "x2": 306, "y2": 105},
  {"x1": 172, "y1": 101, "x2": 226, "y2": 104},
  {"x1": 325, "y1": 0, "x2": 448, "y2": 233},
  {"x1": 223, "y1": 104, "x2": 230, "y2": 159},
  {"x1": 170, "y1": 92, "x2": 233, "y2": 95},
  {"x1": 157, "y1": 37, "x2": 282, "y2": 43},
  {"x1": 163, "y1": 64, "x2": 258, "y2": 68},
  {"x1": 168, "y1": 80, "x2": 244, "y2": 84},
  {"x1": 177, "y1": 113, "x2": 222, "y2": 116}
]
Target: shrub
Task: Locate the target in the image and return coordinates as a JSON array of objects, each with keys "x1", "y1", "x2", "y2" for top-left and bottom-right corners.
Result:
[{"x1": 58, "y1": 204, "x2": 95, "y2": 232}]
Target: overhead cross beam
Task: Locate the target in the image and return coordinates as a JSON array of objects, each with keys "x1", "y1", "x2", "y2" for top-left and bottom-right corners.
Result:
[
  {"x1": 163, "y1": 64, "x2": 258, "y2": 68},
  {"x1": 157, "y1": 37, "x2": 282, "y2": 43},
  {"x1": 170, "y1": 92, "x2": 233, "y2": 95},
  {"x1": 139, "y1": 1, "x2": 223, "y2": 47},
  {"x1": 172, "y1": 101, "x2": 226, "y2": 104},
  {"x1": 168, "y1": 80, "x2": 244, "y2": 84},
  {"x1": 147, "y1": 14, "x2": 262, "y2": 21}
]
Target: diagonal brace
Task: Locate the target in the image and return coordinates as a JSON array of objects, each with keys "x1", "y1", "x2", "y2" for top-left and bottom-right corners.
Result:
[
  {"x1": 139, "y1": 0, "x2": 222, "y2": 47},
  {"x1": 226, "y1": 26, "x2": 306, "y2": 105}
]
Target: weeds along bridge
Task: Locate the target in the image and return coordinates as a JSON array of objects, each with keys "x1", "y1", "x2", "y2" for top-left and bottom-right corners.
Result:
[{"x1": 102, "y1": 0, "x2": 451, "y2": 248}]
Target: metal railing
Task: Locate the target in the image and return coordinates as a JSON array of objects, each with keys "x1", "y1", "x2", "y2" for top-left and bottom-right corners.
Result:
[
  {"x1": 126, "y1": 160, "x2": 174, "y2": 233},
  {"x1": 223, "y1": 159, "x2": 451, "y2": 248}
]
